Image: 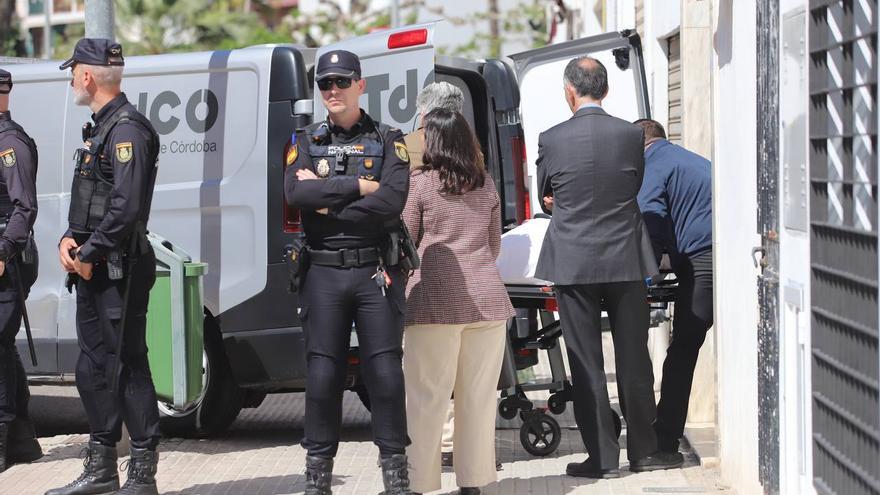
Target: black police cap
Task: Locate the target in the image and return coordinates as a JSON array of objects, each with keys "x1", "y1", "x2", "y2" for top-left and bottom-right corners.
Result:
[
  {"x1": 59, "y1": 38, "x2": 125, "y2": 70},
  {"x1": 0, "y1": 69, "x2": 11, "y2": 95},
  {"x1": 316, "y1": 50, "x2": 361, "y2": 81}
]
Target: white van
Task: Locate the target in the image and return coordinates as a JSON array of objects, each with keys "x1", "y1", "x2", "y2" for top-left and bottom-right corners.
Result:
[{"x1": 3, "y1": 24, "x2": 650, "y2": 436}]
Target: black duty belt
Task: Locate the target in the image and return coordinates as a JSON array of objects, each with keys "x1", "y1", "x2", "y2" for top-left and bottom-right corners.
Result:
[{"x1": 308, "y1": 247, "x2": 381, "y2": 268}]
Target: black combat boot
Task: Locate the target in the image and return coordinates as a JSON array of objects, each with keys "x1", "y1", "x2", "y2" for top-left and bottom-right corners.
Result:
[
  {"x1": 0, "y1": 421, "x2": 9, "y2": 473},
  {"x1": 44, "y1": 442, "x2": 119, "y2": 495},
  {"x1": 116, "y1": 447, "x2": 159, "y2": 495},
  {"x1": 379, "y1": 454, "x2": 412, "y2": 495},
  {"x1": 7, "y1": 417, "x2": 42, "y2": 464},
  {"x1": 304, "y1": 455, "x2": 333, "y2": 495}
]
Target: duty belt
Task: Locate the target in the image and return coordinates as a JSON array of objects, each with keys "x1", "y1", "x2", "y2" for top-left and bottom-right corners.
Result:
[{"x1": 308, "y1": 247, "x2": 381, "y2": 268}]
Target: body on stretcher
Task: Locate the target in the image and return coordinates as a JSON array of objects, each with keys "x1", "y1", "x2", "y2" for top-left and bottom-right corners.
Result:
[{"x1": 497, "y1": 277, "x2": 678, "y2": 457}]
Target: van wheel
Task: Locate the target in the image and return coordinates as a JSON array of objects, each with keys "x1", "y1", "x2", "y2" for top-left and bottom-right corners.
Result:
[{"x1": 157, "y1": 314, "x2": 243, "y2": 437}]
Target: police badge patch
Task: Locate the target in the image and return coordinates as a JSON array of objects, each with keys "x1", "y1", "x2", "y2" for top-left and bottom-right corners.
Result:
[
  {"x1": 0, "y1": 148, "x2": 15, "y2": 168},
  {"x1": 316, "y1": 158, "x2": 331, "y2": 178},
  {"x1": 394, "y1": 142, "x2": 410, "y2": 162},
  {"x1": 116, "y1": 142, "x2": 133, "y2": 163}
]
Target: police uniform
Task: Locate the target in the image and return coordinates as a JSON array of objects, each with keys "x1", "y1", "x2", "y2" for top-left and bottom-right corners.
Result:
[
  {"x1": 0, "y1": 69, "x2": 42, "y2": 473},
  {"x1": 284, "y1": 50, "x2": 413, "y2": 494},
  {"x1": 47, "y1": 39, "x2": 161, "y2": 495}
]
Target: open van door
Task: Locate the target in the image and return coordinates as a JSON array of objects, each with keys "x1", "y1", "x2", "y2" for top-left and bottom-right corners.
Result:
[
  {"x1": 507, "y1": 30, "x2": 651, "y2": 216},
  {"x1": 314, "y1": 22, "x2": 438, "y2": 132}
]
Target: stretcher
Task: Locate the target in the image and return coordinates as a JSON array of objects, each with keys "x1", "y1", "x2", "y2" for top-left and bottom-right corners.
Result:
[{"x1": 498, "y1": 278, "x2": 678, "y2": 456}]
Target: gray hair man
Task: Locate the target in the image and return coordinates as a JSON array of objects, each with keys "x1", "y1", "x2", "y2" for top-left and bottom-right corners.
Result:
[{"x1": 405, "y1": 81, "x2": 465, "y2": 169}]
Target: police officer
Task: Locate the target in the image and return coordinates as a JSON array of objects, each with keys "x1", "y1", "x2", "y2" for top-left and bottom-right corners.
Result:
[
  {"x1": 48, "y1": 39, "x2": 161, "y2": 495},
  {"x1": 0, "y1": 68, "x2": 42, "y2": 473},
  {"x1": 284, "y1": 50, "x2": 413, "y2": 495}
]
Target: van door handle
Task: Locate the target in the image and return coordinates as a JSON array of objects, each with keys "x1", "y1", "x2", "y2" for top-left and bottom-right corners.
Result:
[{"x1": 751, "y1": 246, "x2": 767, "y2": 268}]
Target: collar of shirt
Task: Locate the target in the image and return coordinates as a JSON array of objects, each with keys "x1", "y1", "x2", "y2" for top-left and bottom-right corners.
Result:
[
  {"x1": 328, "y1": 109, "x2": 373, "y2": 137},
  {"x1": 577, "y1": 102, "x2": 602, "y2": 112},
  {"x1": 0, "y1": 111, "x2": 9, "y2": 122},
  {"x1": 645, "y1": 138, "x2": 671, "y2": 159},
  {"x1": 91, "y1": 92, "x2": 129, "y2": 126}
]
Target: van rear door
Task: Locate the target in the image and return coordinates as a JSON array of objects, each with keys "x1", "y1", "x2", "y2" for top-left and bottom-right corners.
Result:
[{"x1": 506, "y1": 30, "x2": 651, "y2": 216}]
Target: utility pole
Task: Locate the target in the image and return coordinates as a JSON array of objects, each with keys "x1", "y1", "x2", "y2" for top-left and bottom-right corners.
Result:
[
  {"x1": 84, "y1": 0, "x2": 115, "y2": 40},
  {"x1": 43, "y1": 0, "x2": 52, "y2": 59},
  {"x1": 390, "y1": 0, "x2": 400, "y2": 28}
]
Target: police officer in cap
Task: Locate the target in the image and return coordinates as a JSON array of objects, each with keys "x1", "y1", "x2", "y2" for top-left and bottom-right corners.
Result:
[
  {"x1": 49, "y1": 38, "x2": 162, "y2": 495},
  {"x1": 0, "y1": 68, "x2": 42, "y2": 473},
  {"x1": 285, "y1": 50, "x2": 413, "y2": 495}
]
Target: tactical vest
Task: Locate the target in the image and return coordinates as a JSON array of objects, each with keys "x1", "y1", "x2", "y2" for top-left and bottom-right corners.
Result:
[
  {"x1": 303, "y1": 120, "x2": 389, "y2": 182},
  {"x1": 68, "y1": 108, "x2": 155, "y2": 233},
  {"x1": 0, "y1": 119, "x2": 38, "y2": 218}
]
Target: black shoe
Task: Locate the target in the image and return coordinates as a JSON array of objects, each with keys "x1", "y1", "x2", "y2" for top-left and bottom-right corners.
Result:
[
  {"x1": 629, "y1": 451, "x2": 684, "y2": 472},
  {"x1": 7, "y1": 417, "x2": 42, "y2": 464},
  {"x1": 304, "y1": 455, "x2": 333, "y2": 495},
  {"x1": 441, "y1": 451, "x2": 453, "y2": 468},
  {"x1": 565, "y1": 458, "x2": 621, "y2": 479},
  {"x1": 0, "y1": 421, "x2": 9, "y2": 473},
  {"x1": 459, "y1": 488, "x2": 481, "y2": 495},
  {"x1": 44, "y1": 442, "x2": 120, "y2": 495},
  {"x1": 116, "y1": 447, "x2": 159, "y2": 495},
  {"x1": 380, "y1": 454, "x2": 412, "y2": 494}
]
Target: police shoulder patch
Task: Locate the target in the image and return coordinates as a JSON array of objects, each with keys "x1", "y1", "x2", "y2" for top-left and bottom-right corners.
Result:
[
  {"x1": 0, "y1": 148, "x2": 15, "y2": 168},
  {"x1": 394, "y1": 142, "x2": 409, "y2": 162},
  {"x1": 115, "y1": 142, "x2": 133, "y2": 163}
]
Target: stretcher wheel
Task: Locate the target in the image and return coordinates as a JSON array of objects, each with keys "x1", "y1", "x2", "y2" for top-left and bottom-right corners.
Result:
[
  {"x1": 520, "y1": 414, "x2": 561, "y2": 456},
  {"x1": 613, "y1": 410, "x2": 622, "y2": 438},
  {"x1": 547, "y1": 394, "x2": 567, "y2": 415},
  {"x1": 498, "y1": 398, "x2": 518, "y2": 420}
]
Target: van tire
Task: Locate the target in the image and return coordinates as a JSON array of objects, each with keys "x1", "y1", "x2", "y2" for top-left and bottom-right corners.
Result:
[{"x1": 157, "y1": 313, "x2": 243, "y2": 438}]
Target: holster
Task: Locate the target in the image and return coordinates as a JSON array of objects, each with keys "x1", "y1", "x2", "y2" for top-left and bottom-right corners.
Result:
[
  {"x1": 384, "y1": 219, "x2": 419, "y2": 272},
  {"x1": 284, "y1": 237, "x2": 310, "y2": 293}
]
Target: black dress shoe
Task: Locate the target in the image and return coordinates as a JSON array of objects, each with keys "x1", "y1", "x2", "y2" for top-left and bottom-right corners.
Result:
[
  {"x1": 630, "y1": 451, "x2": 684, "y2": 472},
  {"x1": 459, "y1": 488, "x2": 480, "y2": 494},
  {"x1": 565, "y1": 459, "x2": 620, "y2": 479}
]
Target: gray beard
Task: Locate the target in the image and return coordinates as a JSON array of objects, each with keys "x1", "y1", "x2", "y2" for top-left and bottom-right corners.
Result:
[{"x1": 73, "y1": 87, "x2": 91, "y2": 106}]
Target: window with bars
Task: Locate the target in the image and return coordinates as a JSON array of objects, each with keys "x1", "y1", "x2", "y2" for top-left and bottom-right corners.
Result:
[{"x1": 808, "y1": 1, "x2": 880, "y2": 494}]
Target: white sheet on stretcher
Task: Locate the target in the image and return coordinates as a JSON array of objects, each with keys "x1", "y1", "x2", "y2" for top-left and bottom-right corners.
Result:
[{"x1": 496, "y1": 218, "x2": 553, "y2": 286}]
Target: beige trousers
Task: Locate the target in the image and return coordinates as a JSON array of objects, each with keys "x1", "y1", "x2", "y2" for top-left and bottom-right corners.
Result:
[{"x1": 404, "y1": 320, "x2": 507, "y2": 493}]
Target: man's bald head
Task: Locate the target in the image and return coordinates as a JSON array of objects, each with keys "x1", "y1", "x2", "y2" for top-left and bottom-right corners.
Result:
[{"x1": 563, "y1": 56, "x2": 608, "y2": 101}]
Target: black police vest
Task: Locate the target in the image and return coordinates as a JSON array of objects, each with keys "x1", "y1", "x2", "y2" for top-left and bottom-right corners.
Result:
[
  {"x1": 0, "y1": 119, "x2": 38, "y2": 219},
  {"x1": 68, "y1": 109, "x2": 154, "y2": 233},
  {"x1": 305, "y1": 122, "x2": 389, "y2": 181}
]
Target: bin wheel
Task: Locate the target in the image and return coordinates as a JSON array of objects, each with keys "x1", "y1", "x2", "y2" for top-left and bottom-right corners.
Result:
[
  {"x1": 520, "y1": 414, "x2": 561, "y2": 456},
  {"x1": 498, "y1": 398, "x2": 518, "y2": 420},
  {"x1": 158, "y1": 313, "x2": 243, "y2": 438},
  {"x1": 547, "y1": 394, "x2": 567, "y2": 415}
]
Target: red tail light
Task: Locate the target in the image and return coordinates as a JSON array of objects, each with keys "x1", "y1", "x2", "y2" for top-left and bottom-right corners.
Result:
[
  {"x1": 388, "y1": 29, "x2": 428, "y2": 49},
  {"x1": 283, "y1": 141, "x2": 303, "y2": 233},
  {"x1": 544, "y1": 298, "x2": 558, "y2": 312},
  {"x1": 511, "y1": 136, "x2": 531, "y2": 224}
]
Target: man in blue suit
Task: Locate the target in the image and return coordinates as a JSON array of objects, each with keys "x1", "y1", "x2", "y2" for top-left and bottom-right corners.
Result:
[{"x1": 635, "y1": 119, "x2": 713, "y2": 465}]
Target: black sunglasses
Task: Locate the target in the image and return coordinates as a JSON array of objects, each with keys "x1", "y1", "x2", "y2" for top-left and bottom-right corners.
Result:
[{"x1": 317, "y1": 77, "x2": 355, "y2": 91}]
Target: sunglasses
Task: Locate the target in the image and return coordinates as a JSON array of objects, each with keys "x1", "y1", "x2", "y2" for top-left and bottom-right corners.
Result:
[{"x1": 317, "y1": 77, "x2": 355, "y2": 91}]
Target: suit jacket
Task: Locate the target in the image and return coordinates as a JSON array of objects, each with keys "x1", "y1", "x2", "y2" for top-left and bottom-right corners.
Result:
[{"x1": 534, "y1": 106, "x2": 658, "y2": 285}]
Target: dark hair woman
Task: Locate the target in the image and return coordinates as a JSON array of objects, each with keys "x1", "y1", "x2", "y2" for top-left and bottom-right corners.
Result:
[{"x1": 402, "y1": 108, "x2": 514, "y2": 495}]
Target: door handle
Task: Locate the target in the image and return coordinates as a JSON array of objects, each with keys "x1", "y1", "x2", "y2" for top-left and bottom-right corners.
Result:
[{"x1": 751, "y1": 246, "x2": 767, "y2": 268}]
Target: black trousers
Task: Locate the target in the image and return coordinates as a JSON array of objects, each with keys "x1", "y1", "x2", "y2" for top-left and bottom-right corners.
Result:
[
  {"x1": 0, "y1": 259, "x2": 36, "y2": 424},
  {"x1": 555, "y1": 281, "x2": 657, "y2": 468},
  {"x1": 75, "y1": 249, "x2": 160, "y2": 450},
  {"x1": 655, "y1": 249, "x2": 714, "y2": 451},
  {"x1": 299, "y1": 262, "x2": 408, "y2": 458}
]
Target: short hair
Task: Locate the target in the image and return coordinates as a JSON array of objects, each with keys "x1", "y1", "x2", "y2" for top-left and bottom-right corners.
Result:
[
  {"x1": 417, "y1": 81, "x2": 464, "y2": 115},
  {"x1": 82, "y1": 64, "x2": 123, "y2": 87},
  {"x1": 634, "y1": 119, "x2": 667, "y2": 140},
  {"x1": 563, "y1": 56, "x2": 608, "y2": 100}
]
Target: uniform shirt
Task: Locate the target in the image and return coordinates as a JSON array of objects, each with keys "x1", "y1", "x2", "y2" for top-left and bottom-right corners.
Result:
[
  {"x1": 0, "y1": 112, "x2": 38, "y2": 261},
  {"x1": 67, "y1": 93, "x2": 160, "y2": 263},
  {"x1": 637, "y1": 139, "x2": 712, "y2": 260},
  {"x1": 284, "y1": 111, "x2": 410, "y2": 250}
]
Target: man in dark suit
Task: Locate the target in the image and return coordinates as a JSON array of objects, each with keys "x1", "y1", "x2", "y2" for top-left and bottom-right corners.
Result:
[{"x1": 535, "y1": 56, "x2": 682, "y2": 477}]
